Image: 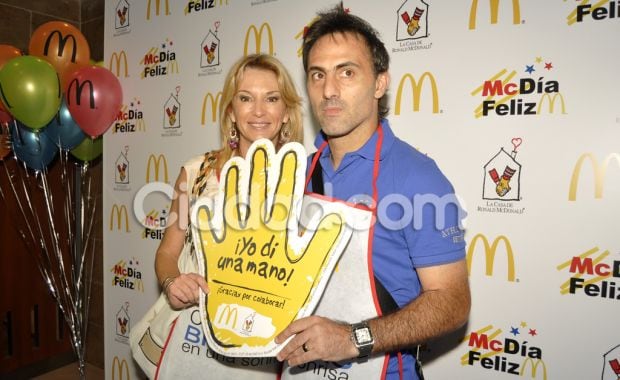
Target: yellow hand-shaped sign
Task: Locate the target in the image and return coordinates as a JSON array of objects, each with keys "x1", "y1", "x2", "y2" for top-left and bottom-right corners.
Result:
[{"x1": 191, "y1": 139, "x2": 351, "y2": 356}]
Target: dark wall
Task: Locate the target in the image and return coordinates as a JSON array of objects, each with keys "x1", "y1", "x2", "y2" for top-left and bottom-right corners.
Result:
[{"x1": 0, "y1": 0, "x2": 105, "y2": 371}]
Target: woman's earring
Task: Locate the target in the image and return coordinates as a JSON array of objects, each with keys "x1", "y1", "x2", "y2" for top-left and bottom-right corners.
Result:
[
  {"x1": 228, "y1": 126, "x2": 239, "y2": 150},
  {"x1": 279, "y1": 125, "x2": 291, "y2": 144}
]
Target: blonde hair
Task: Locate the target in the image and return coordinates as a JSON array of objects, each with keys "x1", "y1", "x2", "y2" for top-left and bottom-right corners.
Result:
[{"x1": 218, "y1": 54, "x2": 303, "y2": 169}]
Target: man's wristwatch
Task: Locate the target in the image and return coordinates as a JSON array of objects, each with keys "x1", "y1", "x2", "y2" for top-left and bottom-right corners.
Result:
[{"x1": 351, "y1": 321, "x2": 374, "y2": 359}]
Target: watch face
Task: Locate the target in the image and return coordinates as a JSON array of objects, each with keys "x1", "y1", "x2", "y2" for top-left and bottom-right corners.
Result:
[{"x1": 355, "y1": 327, "x2": 372, "y2": 344}]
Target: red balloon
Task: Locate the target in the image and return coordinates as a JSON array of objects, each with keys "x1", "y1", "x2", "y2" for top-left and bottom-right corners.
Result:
[
  {"x1": 65, "y1": 66, "x2": 123, "y2": 138},
  {"x1": 0, "y1": 109, "x2": 12, "y2": 124},
  {"x1": 0, "y1": 45, "x2": 22, "y2": 113}
]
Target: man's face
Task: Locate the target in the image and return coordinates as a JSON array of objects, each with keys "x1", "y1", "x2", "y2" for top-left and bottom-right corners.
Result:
[{"x1": 306, "y1": 32, "x2": 387, "y2": 139}]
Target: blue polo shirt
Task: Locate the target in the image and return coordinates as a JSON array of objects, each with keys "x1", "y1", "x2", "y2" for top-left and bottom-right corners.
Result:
[{"x1": 307, "y1": 119, "x2": 466, "y2": 379}]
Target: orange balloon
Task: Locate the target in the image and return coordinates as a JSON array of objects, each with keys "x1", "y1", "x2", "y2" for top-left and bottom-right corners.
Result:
[
  {"x1": 28, "y1": 21, "x2": 90, "y2": 87},
  {"x1": 0, "y1": 45, "x2": 22, "y2": 113}
]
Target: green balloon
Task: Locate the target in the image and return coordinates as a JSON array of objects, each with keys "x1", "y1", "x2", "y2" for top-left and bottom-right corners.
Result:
[
  {"x1": 70, "y1": 136, "x2": 102, "y2": 162},
  {"x1": 0, "y1": 56, "x2": 61, "y2": 129}
]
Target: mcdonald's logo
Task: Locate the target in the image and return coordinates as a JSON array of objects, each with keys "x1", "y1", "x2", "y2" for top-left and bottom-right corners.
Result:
[
  {"x1": 568, "y1": 153, "x2": 620, "y2": 201},
  {"x1": 110, "y1": 204, "x2": 130, "y2": 232},
  {"x1": 201, "y1": 92, "x2": 222, "y2": 125},
  {"x1": 537, "y1": 93, "x2": 566, "y2": 114},
  {"x1": 146, "y1": 154, "x2": 169, "y2": 183},
  {"x1": 217, "y1": 305, "x2": 238, "y2": 328},
  {"x1": 394, "y1": 72, "x2": 440, "y2": 115},
  {"x1": 243, "y1": 23, "x2": 274, "y2": 56},
  {"x1": 136, "y1": 118, "x2": 146, "y2": 132},
  {"x1": 109, "y1": 50, "x2": 129, "y2": 78},
  {"x1": 111, "y1": 356, "x2": 130, "y2": 380},
  {"x1": 66, "y1": 79, "x2": 95, "y2": 109},
  {"x1": 44, "y1": 30, "x2": 78, "y2": 62},
  {"x1": 520, "y1": 358, "x2": 547, "y2": 379},
  {"x1": 166, "y1": 60, "x2": 179, "y2": 74},
  {"x1": 469, "y1": 0, "x2": 521, "y2": 30},
  {"x1": 146, "y1": 0, "x2": 170, "y2": 20},
  {"x1": 466, "y1": 234, "x2": 516, "y2": 281}
]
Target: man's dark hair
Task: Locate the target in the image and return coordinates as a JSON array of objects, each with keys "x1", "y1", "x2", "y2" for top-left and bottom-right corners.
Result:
[{"x1": 302, "y1": 2, "x2": 390, "y2": 118}]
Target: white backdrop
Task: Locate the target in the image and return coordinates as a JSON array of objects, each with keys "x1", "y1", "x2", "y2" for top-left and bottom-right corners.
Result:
[{"x1": 103, "y1": 1, "x2": 620, "y2": 379}]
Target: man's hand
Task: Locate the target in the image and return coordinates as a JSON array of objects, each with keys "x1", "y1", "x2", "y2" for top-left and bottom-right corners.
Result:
[
  {"x1": 192, "y1": 140, "x2": 351, "y2": 356},
  {"x1": 274, "y1": 316, "x2": 358, "y2": 366}
]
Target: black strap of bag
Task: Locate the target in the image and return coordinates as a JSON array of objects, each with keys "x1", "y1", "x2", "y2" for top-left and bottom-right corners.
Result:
[{"x1": 309, "y1": 153, "x2": 424, "y2": 379}]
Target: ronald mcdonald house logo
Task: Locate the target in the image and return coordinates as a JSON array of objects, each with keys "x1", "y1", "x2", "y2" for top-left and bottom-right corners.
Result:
[
  {"x1": 567, "y1": 0, "x2": 620, "y2": 25},
  {"x1": 162, "y1": 87, "x2": 181, "y2": 136},
  {"x1": 113, "y1": 98, "x2": 145, "y2": 134},
  {"x1": 199, "y1": 21, "x2": 222, "y2": 76},
  {"x1": 115, "y1": 302, "x2": 131, "y2": 345},
  {"x1": 140, "y1": 38, "x2": 178, "y2": 78},
  {"x1": 185, "y1": 0, "x2": 229, "y2": 15},
  {"x1": 478, "y1": 138, "x2": 526, "y2": 214},
  {"x1": 114, "y1": 0, "x2": 130, "y2": 35},
  {"x1": 603, "y1": 344, "x2": 620, "y2": 380},
  {"x1": 114, "y1": 146, "x2": 130, "y2": 191},
  {"x1": 557, "y1": 246, "x2": 620, "y2": 301},
  {"x1": 471, "y1": 57, "x2": 566, "y2": 118},
  {"x1": 110, "y1": 258, "x2": 144, "y2": 292},
  {"x1": 462, "y1": 322, "x2": 546, "y2": 378},
  {"x1": 393, "y1": 0, "x2": 433, "y2": 53}
]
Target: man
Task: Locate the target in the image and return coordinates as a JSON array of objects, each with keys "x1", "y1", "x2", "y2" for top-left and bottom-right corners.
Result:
[{"x1": 275, "y1": 3, "x2": 471, "y2": 379}]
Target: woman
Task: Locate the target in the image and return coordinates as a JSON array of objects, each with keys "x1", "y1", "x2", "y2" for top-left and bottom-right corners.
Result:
[
  {"x1": 157, "y1": 53, "x2": 303, "y2": 309},
  {"x1": 131, "y1": 54, "x2": 303, "y2": 379}
]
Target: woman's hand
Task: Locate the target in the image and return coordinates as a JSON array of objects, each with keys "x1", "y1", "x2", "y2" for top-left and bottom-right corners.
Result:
[{"x1": 165, "y1": 272, "x2": 209, "y2": 310}]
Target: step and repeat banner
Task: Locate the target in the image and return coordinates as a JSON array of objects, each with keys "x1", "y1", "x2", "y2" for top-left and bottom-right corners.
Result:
[{"x1": 103, "y1": 1, "x2": 619, "y2": 379}]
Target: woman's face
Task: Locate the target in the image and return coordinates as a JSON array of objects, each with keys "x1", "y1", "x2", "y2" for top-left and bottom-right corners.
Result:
[{"x1": 229, "y1": 67, "x2": 289, "y2": 157}]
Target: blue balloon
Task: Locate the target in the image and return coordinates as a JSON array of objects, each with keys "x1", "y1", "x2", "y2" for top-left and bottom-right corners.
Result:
[
  {"x1": 43, "y1": 98, "x2": 85, "y2": 150},
  {"x1": 10, "y1": 121, "x2": 58, "y2": 171}
]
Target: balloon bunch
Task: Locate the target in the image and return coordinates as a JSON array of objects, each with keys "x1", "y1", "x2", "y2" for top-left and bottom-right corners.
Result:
[
  {"x1": 0, "y1": 21, "x2": 121, "y2": 379},
  {"x1": 0, "y1": 21, "x2": 121, "y2": 167}
]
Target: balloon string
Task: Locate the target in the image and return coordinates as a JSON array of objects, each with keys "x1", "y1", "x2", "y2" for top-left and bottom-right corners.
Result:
[
  {"x1": 1, "y1": 159, "x2": 62, "y2": 306},
  {"x1": 39, "y1": 170, "x2": 78, "y2": 332}
]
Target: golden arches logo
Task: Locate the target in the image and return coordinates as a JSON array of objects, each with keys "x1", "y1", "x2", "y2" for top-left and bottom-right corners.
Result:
[
  {"x1": 394, "y1": 72, "x2": 440, "y2": 115},
  {"x1": 217, "y1": 305, "x2": 238, "y2": 329},
  {"x1": 466, "y1": 234, "x2": 516, "y2": 281},
  {"x1": 146, "y1": 0, "x2": 170, "y2": 20},
  {"x1": 109, "y1": 50, "x2": 129, "y2": 78},
  {"x1": 469, "y1": 0, "x2": 521, "y2": 30},
  {"x1": 568, "y1": 153, "x2": 620, "y2": 201},
  {"x1": 167, "y1": 60, "x2": 179, "y2": 74},
  {"x1": 146, "y1": 154, "x2": 169, "y2": 183},
  {"x1": 537, "y1": 93, "x2": 566, "y2": 114},
  {"x1": 201, "y1": 92, "x2": 222, "y2": 125},
  {"x1": 520, "y1": 358, "x2": 548, "y2": 379},
  {"x1": 111, "y1": 356, "x2": 130, "y2": 380},
  {"x1": 110, "y1": 204, "x2": 130, "y2": 232},
  {"x1": 244, "y1": 23, "x2": 274, "y2": 56}
]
